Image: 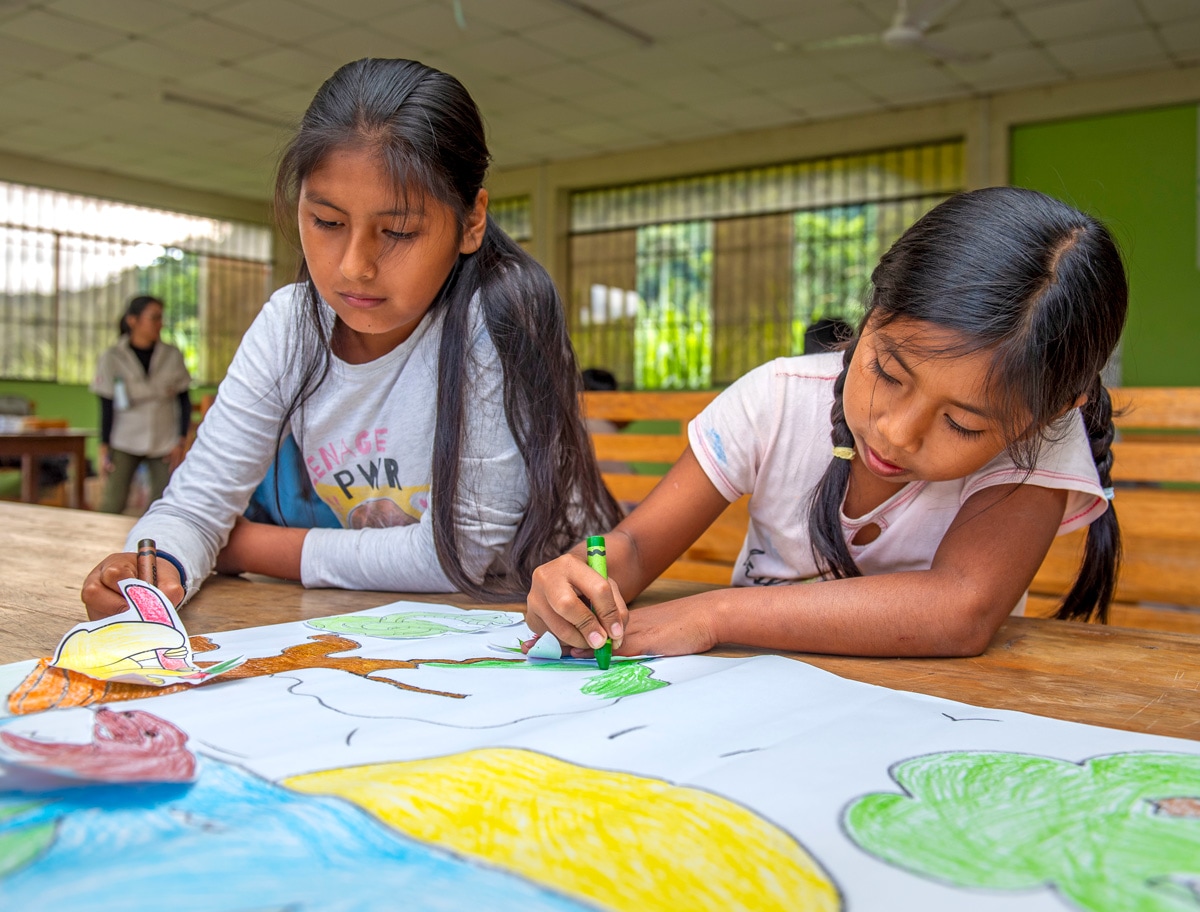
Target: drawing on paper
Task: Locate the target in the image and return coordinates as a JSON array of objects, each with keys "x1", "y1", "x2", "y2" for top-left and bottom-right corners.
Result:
[
  {"x1": 3, "y1": 602, "x2": 1200, "y2": 911},
  {"x1": 0, "y1": 708, "x2": 195, "y2": 783},
  {"x1": 307, "y1": 610, "x2": 519, "y2": 639},
  {"x1": 844, "y1": 750, "x2": 1200, "y2": 910}
]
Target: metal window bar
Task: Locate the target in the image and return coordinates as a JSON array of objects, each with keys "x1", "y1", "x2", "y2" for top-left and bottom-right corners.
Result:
[
  {"x1": 0, "y1": 182, "x2": 272, "y2": 386},
  {"x1": 568, "y1": 141, "x2": 963, "y2": 389}
]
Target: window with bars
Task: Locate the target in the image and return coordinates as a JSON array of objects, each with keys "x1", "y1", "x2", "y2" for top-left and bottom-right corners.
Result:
[
  {"x1": 568, "y1": 141, "x2": 964, "y2": 389},
  {"x1": 0, "y1": 181, "x2": 273, "y2": 386},
  {"x1": 489, "y1": 195, "x2": 532, "y2": 251}
]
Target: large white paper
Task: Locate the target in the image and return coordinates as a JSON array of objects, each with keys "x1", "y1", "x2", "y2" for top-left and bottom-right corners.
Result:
[{"x1": 1, "y1": 600, "x2": 1197, "y2": 912}]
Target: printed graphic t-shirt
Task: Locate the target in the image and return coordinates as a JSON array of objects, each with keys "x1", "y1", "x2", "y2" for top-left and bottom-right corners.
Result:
[
  {"x1": 127, "y1": 284, "x2": 528, "y2": 601},
  {"x1": 688, "y1": 352, "x2": 1106, "y2": 601}
]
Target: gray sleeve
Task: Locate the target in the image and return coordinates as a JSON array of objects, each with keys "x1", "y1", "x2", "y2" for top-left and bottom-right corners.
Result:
[
  {"x1": 124, "y1": 293, "x2": 294, "y2": 603},
  {"x1": 299, "y1": 323, "x2": 528, "y2": 592}
]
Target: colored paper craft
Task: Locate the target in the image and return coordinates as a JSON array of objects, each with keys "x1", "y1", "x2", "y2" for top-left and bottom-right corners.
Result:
[{"x1": 49, "y1": 579, "x2": 243, "y2": 687}]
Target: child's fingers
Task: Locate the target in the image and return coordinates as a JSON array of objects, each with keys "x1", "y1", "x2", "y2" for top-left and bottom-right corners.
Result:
[{"x1": 81, "y1": 553, "x2": 136, "y2": 620}]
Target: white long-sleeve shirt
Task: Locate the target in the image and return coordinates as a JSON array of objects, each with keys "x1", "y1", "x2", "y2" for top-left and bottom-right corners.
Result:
[{"x1": 126, "y1": 284, "x2": 528, "y2": 603}]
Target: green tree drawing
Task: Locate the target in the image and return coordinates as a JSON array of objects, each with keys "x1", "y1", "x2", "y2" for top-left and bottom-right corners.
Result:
[{"x1": 845, "y1": 750, "x2": 1200, "y2": 911}]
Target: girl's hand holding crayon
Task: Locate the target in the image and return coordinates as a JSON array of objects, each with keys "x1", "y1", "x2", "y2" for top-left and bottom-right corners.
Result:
[
  {"x1": 526, "y1": 551, "x2": 629, "y2": 656},
  {"x1": 82, "y1": 552, "x2": 183, "y2": 621}
]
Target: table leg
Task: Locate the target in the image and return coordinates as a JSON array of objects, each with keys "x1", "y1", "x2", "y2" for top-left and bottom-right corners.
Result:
[
  {"x1": 69, "y1": 440, "x2": 85, "y2": 509},
  {"x1": 20, "y1": 454, "x2": 37, "y2": 503}
]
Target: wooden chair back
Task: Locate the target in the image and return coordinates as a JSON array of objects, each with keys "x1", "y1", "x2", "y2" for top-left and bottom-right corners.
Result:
[{"x1": 585, "y1": 386, "x2": 1200, "y2": 631}]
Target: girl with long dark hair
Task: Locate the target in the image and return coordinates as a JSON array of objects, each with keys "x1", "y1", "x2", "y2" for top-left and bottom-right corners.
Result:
[
  {"x1": 83, "y1": 58, "x2": 618, "y2": 618},
  {"x1": 527, "y1": 187, "x2": 1128, "y2": 658}
]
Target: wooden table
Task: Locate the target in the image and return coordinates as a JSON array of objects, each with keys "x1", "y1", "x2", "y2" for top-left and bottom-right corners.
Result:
[
  {"x1": 0, "y1": 428, "x2": 92, "y2": 508},
  {"x1": 2, "y1": 501, "x2": 1197, "y2": 741}
]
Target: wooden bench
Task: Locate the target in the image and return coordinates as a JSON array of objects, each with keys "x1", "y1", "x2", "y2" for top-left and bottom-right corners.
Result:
[
  {"x1": 583, "y1": 387, "x2": 1200, "y2": 634},
  {"x1": 1027, "y1": 387, "x2": 1200, "y2": 633}
]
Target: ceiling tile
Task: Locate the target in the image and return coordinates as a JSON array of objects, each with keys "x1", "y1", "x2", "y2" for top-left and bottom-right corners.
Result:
[
  {"x1": 148, "y1": 16, "x2": 279, "y2": 60},
  {"x1": 933, "y1": 15, "x2": 1031, "y2": 56},
  {"x1": 1016, "y1": 0, "x2": 1147, "y2": 43},
  {"x1": 209, "y1": 0, "x2": 347, "y2": 44},
  {"x1": 610, "y1": 0, "x2": 739, "y2": 41},
  {"x1": 300, "y1": 0, "x2": 429, "y2": 22},
  {"x1": 0, "y1": 33, "x2": 73, "y2": 73},
  {"x1": 1140, "y1": 0, "x2": 1200, "y2": 23},
  {"x1": 294, "y1": 26, "x2": 422, "y2": 63},
  {"x1": 469, "y1": 79, "x2": 554, "y2": 117},
  {"x1": 456, "y1": 0, "x2": 570, "y2": 31},
  {"x1": 570, "y1": 84, "x2": 668, "y2": 118},
  {"x1": 0, "y1": 75, "x2": 110, "y2": 111},
  {"x1": 697, "y1": 92, "x2": 796, "y2": 127},
  {"x1": 669, "y1": 24, "x2": 777, "y2": 67},
  {"x1": 174, "y1": 64, "x2": 293, "y2": 102},
  {"x1": 552, "y1": 119, "x2": 646, "y2": 148},
  {"x1": 374, "y1": 3, "x2": 495, "y2": 52},
  {"x1": 447, "y1": 35, "x2": 565, "y2": 76},
  {"x1": 0, "y1": 9, "x2": 128, "y2": 54},
  {"x1": 499, "y1": 98, "x2": 596, "y2": 132},
  {"x1": 44, "y1": 0, "x2": 190, "y2": 35},
  {"x1": 238, "y1": 46, "x2": 346, "y2": 87},
  {"x1": 42, "y1": 58, "x2": 159, "y2": 96},
  {"x1": 951, "y1": 46, "x2": 1067, "y2": 91},
  {"x1": 1046, "y1": 28, "x2": 1168, "y2": 77},
  {"x1": 522, "y1": 15, "x2": 643, "y2": 59},
  {"x1": 587, "y1": 45, "x2": 694, "y2": 82},
  {"x1": 769, "y1": 78, "x2": 882, "y2": 113},
  {"x1": 93, "y1": 37, "x2": 217, "y2": 78},
  {"x1": 853, "y1": 63, "x2": 972, "y2": 104},
  {"x1": 1159, "y1": 17, "x2": 1200, "y2": 61},
  {"x1": 763, "y1": 4, "x2": 884, "y2": 48},
  {"x1": 506, "y1": 62, "x2": 625, "y2": 100}
]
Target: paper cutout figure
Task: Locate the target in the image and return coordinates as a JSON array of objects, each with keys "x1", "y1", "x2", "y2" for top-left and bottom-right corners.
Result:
[
  {"x1": 0, "y1": 708, "x2": 196, "y2": 784},
  {"x1": 49, "y1": 579, "x2": 242, "y2": 687}
]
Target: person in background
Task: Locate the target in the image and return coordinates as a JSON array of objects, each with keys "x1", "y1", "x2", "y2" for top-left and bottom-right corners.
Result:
[
  {"x1": 90, "y1": 294, "x2": 191, "y2": 514},
  {"x1": 804, "y1": 317, "x2": 853, "y2": 354}
]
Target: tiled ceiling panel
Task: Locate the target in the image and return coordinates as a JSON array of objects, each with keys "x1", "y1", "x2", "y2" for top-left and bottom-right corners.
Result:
[{"x1": 0, "y1": 0, "x2": 1191, "y2": 203}]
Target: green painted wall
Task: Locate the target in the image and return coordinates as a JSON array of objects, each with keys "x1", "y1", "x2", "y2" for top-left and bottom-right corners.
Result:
[{"x1": 1011, "y1": 103, "x2": 1200, "y2": 386}]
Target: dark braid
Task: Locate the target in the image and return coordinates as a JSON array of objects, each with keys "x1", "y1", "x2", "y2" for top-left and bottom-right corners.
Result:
[
  {"x1": 808, "y1": 339, "x2": 862, "y2": 579},
  {"x1": 1056, "y1": 377, "x2": 1121, "y2": 622}
]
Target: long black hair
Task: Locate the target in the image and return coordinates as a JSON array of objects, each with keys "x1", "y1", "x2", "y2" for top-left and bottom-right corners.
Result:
[
  {"x1": 273, "y1": 58, "x2": 620, "y2": 600},
  {"x1": 808, "y1": 187, "x2": 1128, "y2": 622}
]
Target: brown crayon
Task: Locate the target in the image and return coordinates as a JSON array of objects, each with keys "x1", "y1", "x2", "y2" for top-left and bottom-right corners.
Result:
[{"x1": 136, "y1": 538, "x2": 157, "y2": 586}]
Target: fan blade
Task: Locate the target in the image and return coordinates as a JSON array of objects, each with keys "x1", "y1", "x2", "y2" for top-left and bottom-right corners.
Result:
[
  {"x1": 899, "y1": 0, "x2": 963, "y2": 32},
  {"x1": 912, "y1": 34, "x2": 987, "y2": 63},
  {"x1": 803, "y1": 32, "x2": 882, "y2": 52}
]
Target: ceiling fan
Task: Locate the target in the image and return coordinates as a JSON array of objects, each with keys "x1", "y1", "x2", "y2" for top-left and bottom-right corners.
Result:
[{"x1": 803, "y1": 0, "x2": 986, "y2": 64}]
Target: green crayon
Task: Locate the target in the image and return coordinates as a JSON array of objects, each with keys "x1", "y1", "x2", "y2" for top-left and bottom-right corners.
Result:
[{"x1": 585, "y1": 535, "x2": 613, "y2": 670}]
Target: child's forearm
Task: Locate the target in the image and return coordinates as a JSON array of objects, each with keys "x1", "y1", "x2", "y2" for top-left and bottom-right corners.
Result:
[
  {"x1": 681, "y1": 569, "x2": 1015, "y2": 658},
  {"x1": 217, "y1": 520, "x2": 307, "y2": 581}
]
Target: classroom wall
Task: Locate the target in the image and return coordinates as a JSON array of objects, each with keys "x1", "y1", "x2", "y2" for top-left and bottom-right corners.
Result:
[
  {"x1": 489, "y1": 64, "x2": 1200, "y2": 387},
  {"x1": 1010, "y1": 104, "x2": 1200, "y2": 387}
]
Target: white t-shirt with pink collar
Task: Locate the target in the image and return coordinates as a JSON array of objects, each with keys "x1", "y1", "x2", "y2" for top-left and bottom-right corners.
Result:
[{"x1": 687, "y1": 352, "x2": 1106, "y2": 606}]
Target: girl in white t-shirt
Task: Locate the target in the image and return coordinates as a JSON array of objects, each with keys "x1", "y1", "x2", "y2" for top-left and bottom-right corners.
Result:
[
  {"x1": 82, "y1": 58, "x2": 620, "y2": 618},
  {"x1": 527, "y1": 187, "x2": 1128, "y2": 658}
]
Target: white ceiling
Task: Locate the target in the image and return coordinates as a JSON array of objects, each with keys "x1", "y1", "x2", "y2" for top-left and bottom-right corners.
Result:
[{"x1": 0, "y1": 0, "x2": 1195, "y2": 203}]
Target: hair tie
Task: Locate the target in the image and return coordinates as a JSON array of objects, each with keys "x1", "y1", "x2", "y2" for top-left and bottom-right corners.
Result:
[
  {"x1": 832, "y1": 446, "x2": 856, "y2": 461},
  {"x1": 1101, "y1": 486, "x2": 1114, "y2": 501}
]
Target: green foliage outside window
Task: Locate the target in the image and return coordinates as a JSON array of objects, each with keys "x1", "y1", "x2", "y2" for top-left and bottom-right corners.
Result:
[{"x1": 634, "y1": 222, "x2": 712, "y2": 390}]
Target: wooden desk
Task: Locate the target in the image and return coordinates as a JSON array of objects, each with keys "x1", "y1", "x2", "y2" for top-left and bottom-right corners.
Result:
[
  {"x1": 1, "y1": 501, "x2": 1196, "y2": 741},
  {"x1": 0, "y1": 428, "x2": 91, "y2": 508}
]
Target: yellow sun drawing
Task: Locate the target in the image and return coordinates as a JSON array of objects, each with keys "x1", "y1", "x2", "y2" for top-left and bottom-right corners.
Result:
[{"x1": 286, "y1": 747, "x2": 840, "y2": 912}]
